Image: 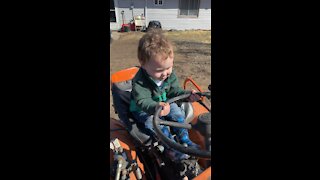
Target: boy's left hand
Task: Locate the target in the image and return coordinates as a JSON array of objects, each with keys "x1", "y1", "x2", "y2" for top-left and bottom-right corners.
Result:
[{"x1": 188, "y1": 90, "x2": 201, "y2": 102}]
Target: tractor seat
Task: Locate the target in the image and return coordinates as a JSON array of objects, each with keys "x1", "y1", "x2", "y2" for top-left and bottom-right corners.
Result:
[{"x1": 111, "y1": 67, "x2": 194, "y2": 147}]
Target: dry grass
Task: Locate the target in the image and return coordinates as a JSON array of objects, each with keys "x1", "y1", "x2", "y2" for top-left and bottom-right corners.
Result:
[
  {"x1": 114, "y1": 30, "x2": 211, "y2": 43},
  {"x1": 164, "y1": 30, "x2": 211, "y2": 44}
]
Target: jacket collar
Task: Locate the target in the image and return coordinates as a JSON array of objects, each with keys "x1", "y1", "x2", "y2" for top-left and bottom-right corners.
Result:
[{"x1": 141, "y1": 67, "x2": 170, "y2": 88}]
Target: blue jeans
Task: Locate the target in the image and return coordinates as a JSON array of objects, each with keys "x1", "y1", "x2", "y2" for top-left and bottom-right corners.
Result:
[{"x1": 131, "y1": 103, "x2": 185, "y2": 137}]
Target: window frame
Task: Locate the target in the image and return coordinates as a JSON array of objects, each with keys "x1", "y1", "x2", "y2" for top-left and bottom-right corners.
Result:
[
  {"x1": 178, "y1": 0, "x2": 200, "y2": 18},
  {"x1": 110, "y1": 0, "x2": 117, "y2": 22},
  {"x1": 154, "y1": 0, "x2": 164, "y2": 6}
]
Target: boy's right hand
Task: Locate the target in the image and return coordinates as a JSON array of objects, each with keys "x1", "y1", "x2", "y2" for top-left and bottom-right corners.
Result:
[{"x1": 158, "y1": 102, "x2": 170, "y2": 116}]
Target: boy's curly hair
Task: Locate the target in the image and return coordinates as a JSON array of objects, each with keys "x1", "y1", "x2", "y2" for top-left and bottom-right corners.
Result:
[{"x1": 138, "y1": 29, "x2": 173, "y2": 65}]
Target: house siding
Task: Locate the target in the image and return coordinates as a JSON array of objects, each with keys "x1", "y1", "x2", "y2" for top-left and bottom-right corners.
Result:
[
  {"x1": 147, "y1": 0, "x2": 211, "y2": 30},
  {"x1": 117, "y1": 0, "x2": 145, "y2": 24},
  {"x1": 111, "y1": 0, "x2": 211, "y2": 31}
]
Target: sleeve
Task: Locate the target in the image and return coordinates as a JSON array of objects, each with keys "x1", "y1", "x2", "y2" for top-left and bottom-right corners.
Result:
[
  {"x1": 166, "y1": 71, "x2": 190, "y2": 98},
  {"x1": 132, "y1": 82, "x2": 159, "y2": 115}
]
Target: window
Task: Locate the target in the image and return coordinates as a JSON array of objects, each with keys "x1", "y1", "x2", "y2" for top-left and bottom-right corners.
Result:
[
  {"x1": 110, "y1": 0, "x2": 116, "y2": 22},
  {"x1": 179, "y1": 0, "x2": 200, "y2": 17},
  {"x1": 155, "y1": 0, "x2": 163, "y2": 6}
]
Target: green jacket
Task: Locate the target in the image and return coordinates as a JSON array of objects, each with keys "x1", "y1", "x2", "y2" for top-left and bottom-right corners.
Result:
[{"x1": 129, "y1": 68, "x2": 189, "y2": 115}]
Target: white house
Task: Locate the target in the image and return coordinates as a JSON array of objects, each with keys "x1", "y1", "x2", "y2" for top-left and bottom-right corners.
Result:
[{"x1": 110, "y1": 0, "x2": 211, "y2": 31}]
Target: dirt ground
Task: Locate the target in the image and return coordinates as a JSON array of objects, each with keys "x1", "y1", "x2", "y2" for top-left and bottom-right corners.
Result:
[{"x1": 110, "y1": 30, "x2": 211, "y2": 120}]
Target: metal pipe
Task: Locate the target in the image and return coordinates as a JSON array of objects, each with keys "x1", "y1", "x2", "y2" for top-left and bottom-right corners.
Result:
[
  {"x1": 145, "y1": 0, "x2": 147, "y2": 25},
  {"x1": 115, "y1": 160, "x2": 122, "y2": 180}
]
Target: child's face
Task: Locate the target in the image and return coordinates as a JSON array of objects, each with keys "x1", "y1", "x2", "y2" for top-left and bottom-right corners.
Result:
[{"x1": 142, "y1": 53, "x2": 174, "y2": 81}]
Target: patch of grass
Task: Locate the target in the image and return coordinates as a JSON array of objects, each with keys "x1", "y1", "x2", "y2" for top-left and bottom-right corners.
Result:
[
  {"x1": 164, "y1": 30, "x2": 211, "y2": 44},
  {"x1": 115, "y1": 30, "x2": 211, "y2": 44}
]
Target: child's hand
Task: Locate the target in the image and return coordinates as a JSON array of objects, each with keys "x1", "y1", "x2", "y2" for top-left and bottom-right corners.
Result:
[
  {"x1": 158, "y1": 102, "x2": 170, "y2": 116},
  {"x1": 189, "y1": 90, "x2": 201, "y2": 102}
]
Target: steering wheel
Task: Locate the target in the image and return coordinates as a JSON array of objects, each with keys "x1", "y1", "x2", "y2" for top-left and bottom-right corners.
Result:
[{"x1": 152, "y1": 92, "x2": 211, "y2": 159}]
